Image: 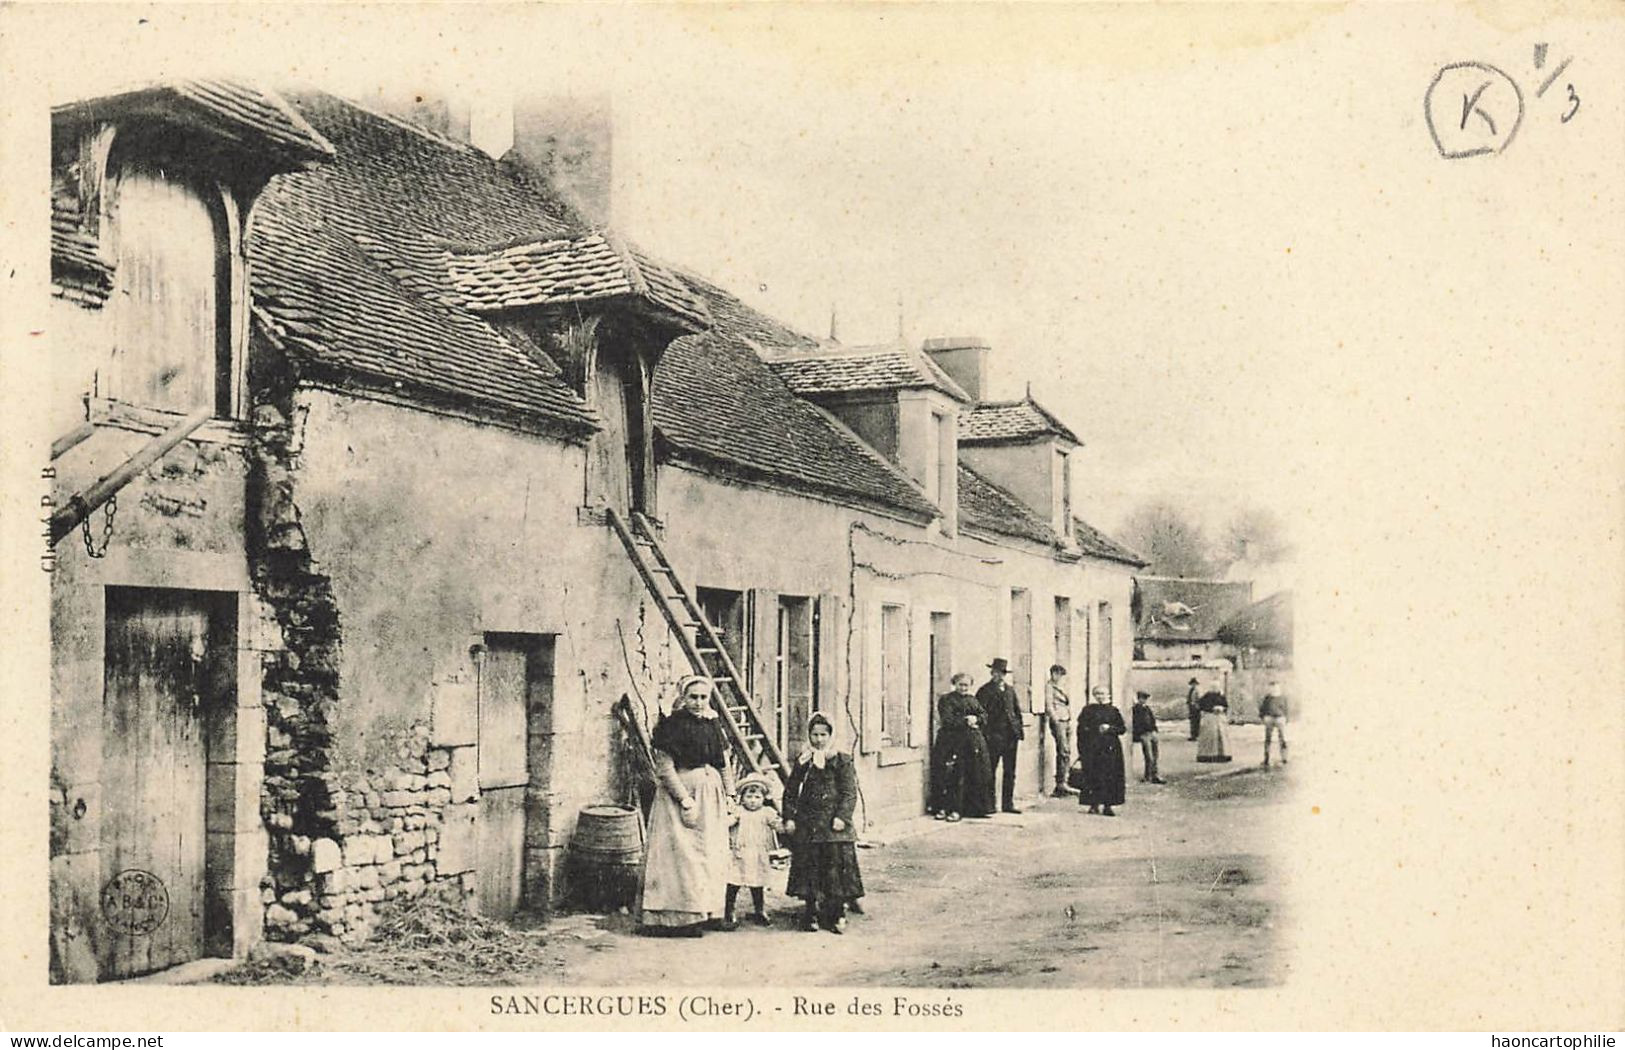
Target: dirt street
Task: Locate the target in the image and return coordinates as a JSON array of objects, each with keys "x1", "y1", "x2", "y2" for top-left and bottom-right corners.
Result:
[{"x1": 534, "y1": 721, "x2": 1294, "y2": 989}]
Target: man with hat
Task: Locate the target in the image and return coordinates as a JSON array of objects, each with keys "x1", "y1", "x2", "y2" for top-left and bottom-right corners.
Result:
[
  {"x1": 977, "y1": 658, "x2": 1026, "y2": 814},
  {"x1": 1185, "y1": 677, "x2": 1202, "y2": 741}
]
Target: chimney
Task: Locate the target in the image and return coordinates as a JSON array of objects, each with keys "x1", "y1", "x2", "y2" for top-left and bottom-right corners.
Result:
[
  {"x1": 922, "y1": 336, "x2": 990, "y2": 402},
  {"x1": 374, "y1": 89, "x2": 472, "y2": 143},
  {"x1": 510, "y1": 94, "x2": 614, "y2": 227}
]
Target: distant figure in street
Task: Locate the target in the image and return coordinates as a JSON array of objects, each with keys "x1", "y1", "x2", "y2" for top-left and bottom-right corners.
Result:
[
  {"x1": 1044, "y1": 664, "x2": 1073, "y2": 798},
  {"x1": 782, "y1": 713, "x2": 865, "y2": 934},
  {"x1": 929, "y1": 672, "x2": 995, "y2": 821},
  {"x1": 1196, "y1": 688, "x2": 1233, "y2": 763},
  {"x1": 1259, "y1": 680, "x2": 1289, "y2": 767},
  {"x1": 977, "y1": 658, "x2": 1026, "y2": 814},
  {"x1": 1076, "y1": 685, "x2": 1127, "y2": 816},
  {"x1": 1186, "y1": 677, "x2": 1202, "y2": 741},
  {"x1": 1132, "y1": 690, "x2": 1166, "y2": 784}
]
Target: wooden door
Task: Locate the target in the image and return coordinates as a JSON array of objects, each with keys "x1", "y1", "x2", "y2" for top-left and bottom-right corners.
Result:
[
  {"x1": 925, "y1": 612, "x2": 953, "y2": 804},
  {"x1": 100, "y1": 588, "x2": 228, "y2": 980},
  {"x1": 1010, "y1": 588, "x2": 1034, "y2": 712},
  {"x1": 108, "y1": 160, "x2": 228, "y2": 415},
  {"x1": 477, "y1": 639, "x2": 531, "y2": 920}
]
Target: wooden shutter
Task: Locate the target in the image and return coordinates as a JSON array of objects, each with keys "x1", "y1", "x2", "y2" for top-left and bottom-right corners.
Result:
[{"x1": 814, "y1": 592, "x2": 841, "y2": 725}]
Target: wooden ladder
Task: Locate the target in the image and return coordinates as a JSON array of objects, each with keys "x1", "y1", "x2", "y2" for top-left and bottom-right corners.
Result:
[{"x1": 607, "y1": 509, "x2": 792, "y2": 781}]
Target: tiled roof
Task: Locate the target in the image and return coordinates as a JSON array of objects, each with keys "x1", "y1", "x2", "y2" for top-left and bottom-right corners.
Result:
[
  {"x1": 653, "y1": 277, "x2": 939, "y2": 521},
  {"x1": 1072, "y1": 517, "x2": 1147, "y2": 567},
  {"x1": 54, "y1": 80, "x2": 334, "y2": 168},
  {"x1": 1216, "y1": 590, "x2": 1293, "y2": 651},
  {"x1": 247, "y1": 91, "x2": 597, "y2": 434},
  {"x1": 1133, "y1": 577, "x2": 1255, "y2": 642},
  {"x1": 51, "y1": 187, "x2": 112, "y2": 302},
  {"x1": 446, "y1": 235, "x2": 708, "y2": 330},
  {"x1": 960, "y1": 397, "x2": 1081, "y2": 446},
  {"x1": 956, "y1": 464, "x2": 1058, "y2": 546},
  {"x1": 769, "y1": 345, "x2": 972, "y2": 403}
]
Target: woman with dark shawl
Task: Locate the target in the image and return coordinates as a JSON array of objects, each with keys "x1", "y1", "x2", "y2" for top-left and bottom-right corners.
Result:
[
  {"x1": 1076, "y1": 685, "x2": 1127, "y2": 816},
  {"x1": 1196, "y1": 688, "x2": 1233, "y2": 763},
  {"x1": 928, "y1": 672, "x2": 996, "y2": 821},
  {"x1": 782, "y1": 713, "x2": 866, "y2": 933},
  {"x1": 639, "y1": 674, "x2": 735, "y2": 936}
]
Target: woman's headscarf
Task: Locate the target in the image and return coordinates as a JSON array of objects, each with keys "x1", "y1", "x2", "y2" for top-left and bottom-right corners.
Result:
[
  {"x1": 800, "y1": 713, "x2": 836, "y2": 768},
  {"x1": 674, "y1": 674, "x2": 717, "y2": 718}
]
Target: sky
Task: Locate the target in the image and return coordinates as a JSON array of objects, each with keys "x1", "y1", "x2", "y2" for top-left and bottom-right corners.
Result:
[{"x1": 13, "y1": 2, "x2": 1623, "y2": 552}]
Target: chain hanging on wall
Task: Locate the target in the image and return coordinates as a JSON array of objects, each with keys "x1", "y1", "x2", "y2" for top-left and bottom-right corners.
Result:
[{"x1": 81, "y1": 494, "x2": 117, "y2": 559}]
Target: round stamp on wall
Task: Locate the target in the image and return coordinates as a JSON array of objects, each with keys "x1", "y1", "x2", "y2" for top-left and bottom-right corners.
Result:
[{"x1": 100, "y1": 869, "x2": 169, "y2": 935}]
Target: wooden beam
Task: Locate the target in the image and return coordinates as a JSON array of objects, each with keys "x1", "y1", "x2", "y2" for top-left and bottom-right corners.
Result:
[{"x1": 49, "y1": 407, "x2": 213, "y2": 546}]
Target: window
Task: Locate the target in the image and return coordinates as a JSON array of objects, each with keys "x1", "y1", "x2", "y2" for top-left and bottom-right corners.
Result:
[
  {"x1": 924, "y1": 412, "x2": 942, "y2": 502},
  {"x1": 107, "y1": 156, "x2": 235, "y2": 416},
  {"x1": 1054, "y1": 596, "x2": 1072, "y2": 673},
  {"x1": 1052, "y1": 448, "x2": 1071, "y2": 530},
  {"x1": 695, "y1": 587, "x2": 747, "y2": 676},
  {"x1": 879, "y1": 604, "x2": 910, "y2": 746}
]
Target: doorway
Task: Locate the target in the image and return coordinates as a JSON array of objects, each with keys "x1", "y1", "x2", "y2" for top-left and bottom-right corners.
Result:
[
  {"x1": 475, "y1": 633, "x2": 555, "y2": 919},
  {"x1": 925, "y1": 612, "x2": 953, "y2": 806},
  {"x1": 1010, "y1": 588, "x2": 1034, "y2": 712},
  {"x1": 99, "y1": 587, "x2": 236, "y2": 980}
]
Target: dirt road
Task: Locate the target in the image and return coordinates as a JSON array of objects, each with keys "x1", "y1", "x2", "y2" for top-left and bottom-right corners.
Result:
[{"x1": 534, "y1": 722, "x2": 1293, "y2": 989}]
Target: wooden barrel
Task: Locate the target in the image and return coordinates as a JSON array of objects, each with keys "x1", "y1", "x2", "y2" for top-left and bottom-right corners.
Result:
[{"x1": 568, "y1": 805, "x2": 644, "y2": 913}]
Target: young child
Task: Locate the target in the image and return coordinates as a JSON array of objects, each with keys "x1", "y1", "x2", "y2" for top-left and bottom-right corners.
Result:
[
  {"x1": 725, "y1": 772, "x2": 780, "y2": 926},
  {"x1": 781, "y1": 713, "x2": 864, "y2": 933}
]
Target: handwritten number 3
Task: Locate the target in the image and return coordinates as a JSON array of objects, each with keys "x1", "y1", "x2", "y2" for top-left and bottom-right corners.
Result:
[{"x1": 1563, "y1": 85, "x2": 1580, "y2": 123}]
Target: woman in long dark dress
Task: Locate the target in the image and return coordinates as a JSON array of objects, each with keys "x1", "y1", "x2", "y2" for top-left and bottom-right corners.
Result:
[
  {"x1": 782, "y1": 713, "x2": 865, "y2": 933},
  {"x1": 1076, "y1": 685, "x2": 1127, "y2": 816},
  {"x1": 928, "y1": 673, "x2": 996, "y2": 821}
]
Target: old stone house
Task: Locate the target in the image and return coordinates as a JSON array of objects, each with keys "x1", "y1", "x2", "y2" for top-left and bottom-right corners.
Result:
[{"x1": 46, "y1": 81, "x2": 1143, "y2": 983}]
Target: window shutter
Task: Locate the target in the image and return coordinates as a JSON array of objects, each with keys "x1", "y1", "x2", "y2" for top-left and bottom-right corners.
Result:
[
  {"x1": 815, "y1": 592, "x2": 843, "y2": 735},
  {"x1": 860, "y1": 603, "x2": 883, "y2": 754},
  {"x1": 909, "y1": 608, "x2": 928, "y2": 748},
  {"x1": 748, "y1": 588, "x2": 778, "y2": 729}
]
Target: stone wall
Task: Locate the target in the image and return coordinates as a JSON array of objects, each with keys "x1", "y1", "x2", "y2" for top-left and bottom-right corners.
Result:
[{"x1": 291, "y1": 727, "x2": 476, "y2": 943}]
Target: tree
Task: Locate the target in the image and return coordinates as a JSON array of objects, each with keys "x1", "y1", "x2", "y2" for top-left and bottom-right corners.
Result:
[
  {"x1": 1118, "y1": 499, "x2": 1216, "y2": 578},
  {"x1": 1217, "y1": 504, "x2": 1294, "y2": 572}
]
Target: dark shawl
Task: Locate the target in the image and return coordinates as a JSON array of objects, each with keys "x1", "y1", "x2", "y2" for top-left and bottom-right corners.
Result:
[{"x1": 651, "y1": 708, "x2": 728, "y2": 771}]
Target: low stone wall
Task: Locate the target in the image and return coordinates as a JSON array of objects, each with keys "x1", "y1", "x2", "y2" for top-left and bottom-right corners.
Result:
[{"x1": 274, "y1": 724, "x2": 478, "y2": 944}]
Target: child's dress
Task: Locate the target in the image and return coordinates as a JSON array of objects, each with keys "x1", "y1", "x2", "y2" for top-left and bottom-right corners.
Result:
[{"x1": 729, "y1": 806, "x2": 779, "y2": 888}]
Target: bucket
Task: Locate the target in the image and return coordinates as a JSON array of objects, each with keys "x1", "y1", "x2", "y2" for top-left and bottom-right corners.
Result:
[{"x1": 569, "y1": 805, "x2": 643, "y2": 913}]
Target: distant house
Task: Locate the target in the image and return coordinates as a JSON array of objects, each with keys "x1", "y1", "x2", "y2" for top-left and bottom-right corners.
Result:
[
  {"x1": 1131, "y1": 577, "x2": 1255, "y2": 663},
  {"x1": 1216, "y1": 590, "x2": 1294, "y2": 669}
]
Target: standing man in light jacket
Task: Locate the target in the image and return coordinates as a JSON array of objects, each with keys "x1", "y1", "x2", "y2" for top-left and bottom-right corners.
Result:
[{"x1": 1043, "y1": 664, "x2": 1073, "y2": 798}]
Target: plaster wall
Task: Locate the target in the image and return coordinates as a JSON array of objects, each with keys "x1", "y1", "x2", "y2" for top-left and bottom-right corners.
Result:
[{"x1": 48, "y1": 423, "x2": 264, "y2": 983}]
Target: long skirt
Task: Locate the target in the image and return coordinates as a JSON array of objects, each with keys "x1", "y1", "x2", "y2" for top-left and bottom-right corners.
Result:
[
  {"x1": 1078, "y1": 736, "x2": 1126, "y2": 805},
  {"x1": 929, "y1": 729, "x2": 995, "y2": 817},
  {"x1": 640, "y1": 765, "x2": 729, "y2": 926},
  {"x1": 1197, "y1": 711, "x2": 1232, "y2": 763},
  {"x1": 787, "y1": 841, "x2": 865, "y2": 903}
]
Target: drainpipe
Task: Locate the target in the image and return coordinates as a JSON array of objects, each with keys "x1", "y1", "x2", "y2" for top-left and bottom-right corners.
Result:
[{"x1": 48, "y1": 407, "x2": 214, "y2": 546}]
